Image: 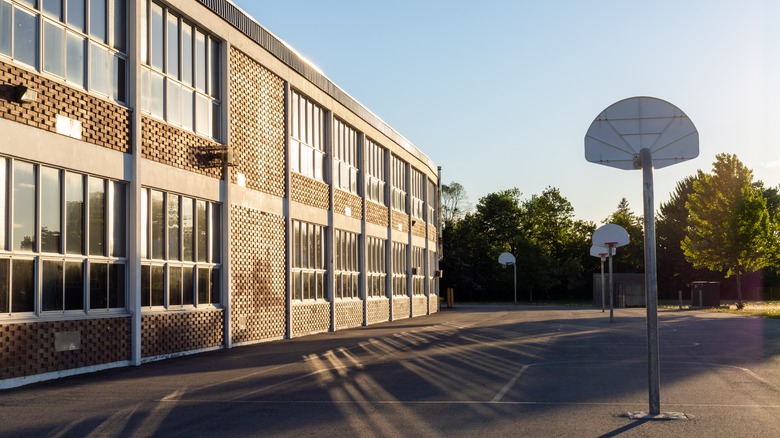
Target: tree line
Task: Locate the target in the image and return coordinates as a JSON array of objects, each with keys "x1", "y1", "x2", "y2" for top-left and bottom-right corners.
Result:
[{"x1": 440, "y1": 153, "x2": 780, "y2": 304}]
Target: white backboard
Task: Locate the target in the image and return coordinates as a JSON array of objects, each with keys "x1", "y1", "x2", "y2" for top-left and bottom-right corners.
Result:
[
  {"x1": 589, "y1": 244, "x2": 612, "y2": 258},
  {"x1": 498, "y1": 252, "x2": 516, "y2": 266},
  {"x1": 592, "y1": 224, "x2": 630, "y2": 248},
  {"x1": 584, "y1": 96, "x2": 699, "y2": 170}
]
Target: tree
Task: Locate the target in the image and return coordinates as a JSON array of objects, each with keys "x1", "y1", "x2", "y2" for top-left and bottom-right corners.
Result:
[
  {"x1": 520, "y1": 187, "x2": 594, "y2": 298},
  {"x1": 656, "y1": 176, "x2": 718, "y2": 297},
  {"x1": 602, "y1": 198, "x2": 644, "y2": 273},
  {"x1": 441, "y1": 182, "x2": 470, "y2": 226},
  {"x1": 682, "y1": 153, "x2": 773, "y2": 307}
]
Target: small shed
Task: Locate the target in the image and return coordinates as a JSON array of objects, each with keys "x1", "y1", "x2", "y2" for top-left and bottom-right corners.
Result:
[{"x1": 593, "y1": 273, "x2": 646, "y2": 308}]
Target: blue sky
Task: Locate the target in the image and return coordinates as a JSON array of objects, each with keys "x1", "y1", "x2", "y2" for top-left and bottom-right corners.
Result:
[{"x1": 233, "y1": 0, "x2": 780, "y2": 223}]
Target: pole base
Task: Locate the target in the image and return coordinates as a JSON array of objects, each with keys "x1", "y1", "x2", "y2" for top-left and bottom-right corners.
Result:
[{"x1": 623, "y1": 411, "x2": 689, "y2": 421}]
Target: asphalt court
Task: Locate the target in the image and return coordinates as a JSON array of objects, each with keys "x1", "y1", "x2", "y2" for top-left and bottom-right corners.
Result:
[{"x1": 2, "y1": 305, "x2": 780, "y2": 437}]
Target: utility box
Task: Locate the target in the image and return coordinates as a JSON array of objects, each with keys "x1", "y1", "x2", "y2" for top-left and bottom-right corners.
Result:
[{"x1": 691, "y1": 281, "x2": 720, "y2": 307}]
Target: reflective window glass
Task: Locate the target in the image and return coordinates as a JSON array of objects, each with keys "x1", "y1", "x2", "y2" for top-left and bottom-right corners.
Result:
[
  {"x1": 182, "y1": 266, "x2": 193, "y2": 305},
  {"x1": 66, "y1": 0, "x2": 84, "y2": 32},
  {"x1": 0, "y1": 2, "x2": 10, "y2": 56},
  {"x1": 13, "y1": 161, "x2": 35, "y2": 252},
  {"x1": 151, "y1": 265, "x2": 164, "y2": 306},
  {"x1": 181, "y1": 22, "x2": 192, "y2": 85},
  {"x1": 11, "y1": 259, "x2": 34, "y2": 313},
  {"x1": 89, "y1": 43, "x2": 108, "y2": 95},
  {"x1": 110, "y1": 181, "x2": 125, "y2": 257},
  {"x1": 64, "y1": 261, "x2": 83, "y2": 310},
  {"x1": 42, "y1": 260, "x2": 63, "y2": 311},
  {"x1": 150, "y1": 190, "x2": 163, "y2": 259},
  {"x1": 150, "y1": 2, "x2": 162, "y2": 70},
  {"x1": 0, "y1": 158, "x2": 5, "y2": 249},
  {"x1": 89, "y1": 0, "x2": 106, "y2": 42},
  {"x1": 66, "y1": 31, "x2": 85, "y2": 87},
  {"x1": 167, "y1": 193, "x2": 179, "y2": 260},
  {"x1": 112, "y1": 54, "x2": 125, "y2": 102},
  {"x1": 14, "y1": 7, "x2": 38, "y2": 68},
  {"x1": 150, "y1": 71, "x2": 164, "y2": 118},
  {"x1": 66, "y1": 172, "x2": 84, "y2": 254},
  {"x1": 141, "y1": 265, "x2": 150, "y2": 306},
  {"x1": 108, "y1": 263, "x2": 124, "y2": 308},
  {"x1": 181, "y1": 197, "x2": 193, "y2": 261},
  {"x1": 166, "y1": 11, "x2": 178, "y2": 77},
  {"x1": 196, "y1": 200, "x2": 206, "y2": 262},
  {"x1": 43, "y1": 21, "x2": 64, "y2": 77},
  {"x1": 197, "y1": 267, "x2": 208, "y2": 305},
  {"x1": 89, "y1": 262, "x2": 108, "y2": 309},
  {"x1": 0, "y1": 259, "x2": 9, "y2": 313},
  {"x1": 111, "y1": 0, "x2": 125, "y2": 51},
  {"x1": 40, "y1": 166, "x2": 61, "y2": 253},
  {"x1": 88, "y1": 176, "x2": 105, "y2": 256},
  {"x1": 194, "y1": 30, "x2": 205, "y2": 91},
  {"x1": 169, "y1": 266, "x2": 181, "y2": 306},
  {"x1": 42, "y1": 0, "x2": 62, "y2": 20}
]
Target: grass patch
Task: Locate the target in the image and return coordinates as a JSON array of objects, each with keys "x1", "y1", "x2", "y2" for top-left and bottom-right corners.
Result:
[{"x1": 702, "y1": 301, "x2": 780, "y2": 319}]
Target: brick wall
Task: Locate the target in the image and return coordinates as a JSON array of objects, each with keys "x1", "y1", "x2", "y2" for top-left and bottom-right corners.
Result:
[
  {"x1": 391, "y1": 210, "x2": 409, "y2": 233},
  {"x1": 0, "y1": 317, "x2": 131, "y2": 380},
  {"x1": 334, "y1": 189, "x2": 363, "y2": 220},
  {"x1": 291, "y1": 173, "x2": 330, "y2": 210},
  {"x1": 366, "y1": 201, "x2": 389, "y2": 227},
  {"x1": 335, "y1": 300, "x2": 364, "y2": 330},
  {"x1": 291, "y1": 302, "x2": 331, "y2": 338},
  {"x1": 230, "y1": 205, "x2": 287, "y2": 344},
  {"x1": 141, "y1": 310, "x2": 224, "y2": 358},
  {"x1": 392, "y1": 297, "x2": 411, "y2": 321},
  {"x1": 0, "y1": 60, "x2": 130, "y2": 153},
  {"x1": 412, "y1": 295, "x2": 428, "y2": 317},
  {"x1": 229, "y1": 48, "x2": 286, "y2": 196},
  {"x1": 367, "y1": 299, "x2": 390, "y2": 325},
  {"x1": 140, "y1": 115, "x2": 223, "y2": 179}
]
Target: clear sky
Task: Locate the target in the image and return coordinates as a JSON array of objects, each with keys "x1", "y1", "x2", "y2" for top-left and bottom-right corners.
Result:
[{"x1": 233, "y1": 0, "x2": 780, "y2": 224}]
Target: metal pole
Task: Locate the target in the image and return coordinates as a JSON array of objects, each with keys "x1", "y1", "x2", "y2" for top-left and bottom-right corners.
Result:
[
  {"x1": 513, "y1": 262, "x2": 517, "y2": 305},
  {"x1": 600, "y1": 256, "x2": 606, "y2": 312},
  {"x1": 608, "y1": 245, "x2": 614, "y2": 323},
  {"x1": 640, "y1": 147, "x2": 661, "y2": 415}
]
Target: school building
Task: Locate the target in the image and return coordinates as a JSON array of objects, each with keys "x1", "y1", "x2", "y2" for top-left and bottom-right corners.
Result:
[{"x1": 0, "y1": 0, "x2": 440, "y2": 389}]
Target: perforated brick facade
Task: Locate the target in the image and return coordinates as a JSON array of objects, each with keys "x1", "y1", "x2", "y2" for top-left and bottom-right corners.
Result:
[
  {"x1": 141, "y1": 310, "x2": 224, "y2": 358},
  {"x1": 429, "y1": 295, "x2": 439, "y2": 314},
  {"x1": 229, "y1": 48, "x2": 286, "y2": 196},
  {"x1": 0, "y1": 61, "x2": 131, "y2": 153},
  {"x1": 291, "y1": 173, "x2": 330, "y2": 210},
  {"x1": 366, "y1": 201, "x2": 389, "y2": 227},
  {"x1": 393, "y1": 297, "x2": 411, "y2": 320},
  {"x1": 367, "y1": 299, "x2": 390, "y2": 325},
  {"x1": 412, "y1": 220, "x2": 427, "y2": 238},
  {"x1": 392, "y1": 210, "x2": 410, "y2": 234},
  {"x1": 291, "y1": 302, "x2": 331, "y2": 338},
  {"x1": 230, "y1": 205, "x2": 287, "y2": 343},
  {"x1": 140, "y1": 116, "x2": 223, "y2": 179},
  {"x1": 412, "y1": 296, "x2": 428, "y2": 317},
  {"x1": 334, "y1": 189, "x2": 364, "y2": 220},
  {"x1": 335, "y1": 300, "x2": 364, "y2": 330},
  {"x1": 0, "y1": 317, "x2": 131, "y2": 380},
  {"x1": 428, "y1": 224, "x2": 437, "y2": 244}
]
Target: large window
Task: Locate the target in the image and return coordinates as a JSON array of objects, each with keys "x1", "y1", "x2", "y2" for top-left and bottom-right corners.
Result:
[
  {"x1": 333, "y1": 118, "x2": 358, "y2": 195},
  {"x1": 427, "y1": 179, "x2": 437, "y2": 225},
  {"x1": 410, "y1": 169, "x2": 424, "y2": 220},
  {"x1": 290, "y1": 90, "x2": 325, "y2": 181},
  {"x1": 365, "y1": 139, "x2": 385, "y2": 205},
  {"x1": 391, "y1": 242, "x2": 407, "y2": 297},
  {"x1": 391, "y1": 155, "x2": 407, "y2": 213},
  {"x1": 366, "y1": 236, "x2": 386, "y2": 298},
  {"x1": 0, "y1": 156, "x2": 127, "y2": 316},
  {"x1": 0, "y1": 0, "x2": 127, "y2": 102},
  {"x1": 411, "y1": 246, "x2": 425, "y2": 295},
  {"x1": 334, "y1": 229, "x2": 359, "y2": 299},
  {"x1": 140, "y1": 0, "x2": 220, "y2": 139},
  {"x1": 291, "y1": 220, "x2": 326, "y2": 301},
  {"x1": 140, "y1": 188, "x2": 221, "y2": 309}
]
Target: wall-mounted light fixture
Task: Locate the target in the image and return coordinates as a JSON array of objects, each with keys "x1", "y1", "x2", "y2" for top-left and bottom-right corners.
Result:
[
  {"x1": 14, "y1": 85, "x2": 38, "y2": 104},
  {"x1": 197, "y1": 145, "x2": 235, "y2": 168}
]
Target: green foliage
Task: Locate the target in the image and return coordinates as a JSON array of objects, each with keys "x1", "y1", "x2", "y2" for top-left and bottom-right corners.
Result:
[
  {"x1": 682, "y1": 153, "x2": 773, "y2": 304},
  {"x1": 441, "y1": 182, "x2": 470, "y2": 226},
  {"x1": 602, "y1": 198, "x2": 645, "y2": 273}
]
